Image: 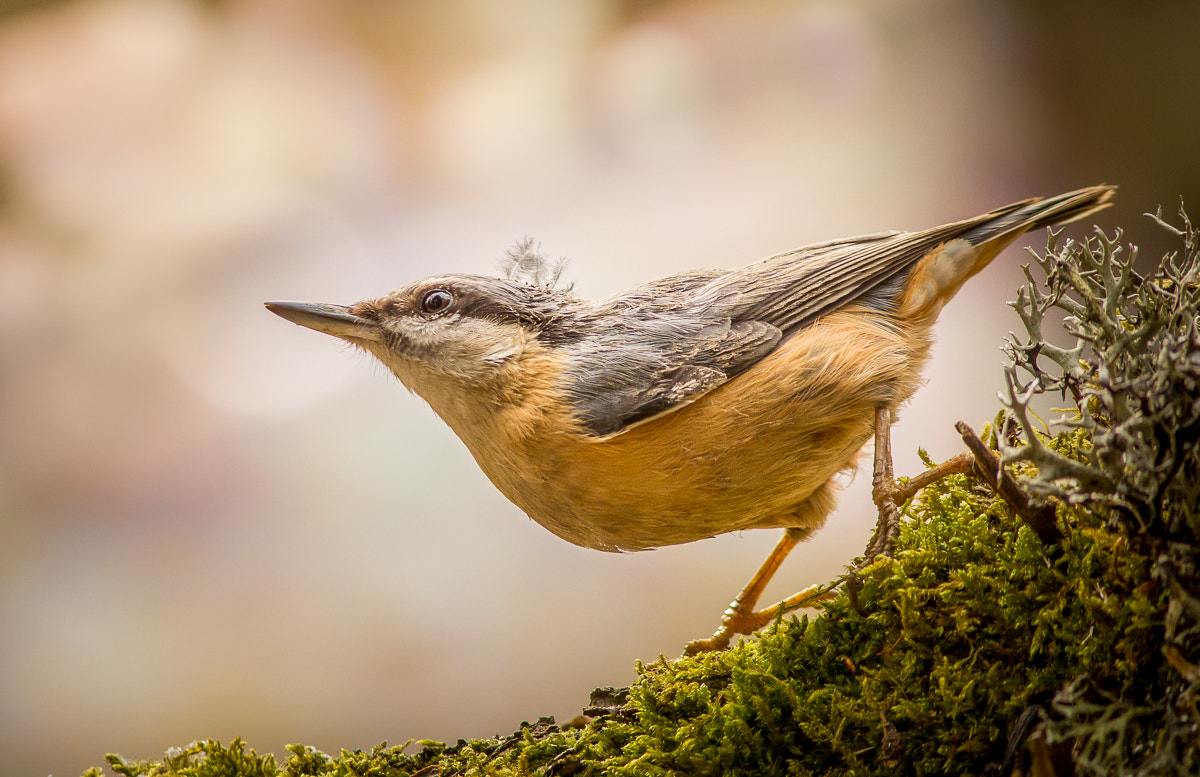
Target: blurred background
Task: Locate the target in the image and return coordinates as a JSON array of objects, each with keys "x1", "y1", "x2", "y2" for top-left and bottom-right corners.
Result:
[{"x1": 0, "y1": 0, "x2": 1195, "y2": 774}]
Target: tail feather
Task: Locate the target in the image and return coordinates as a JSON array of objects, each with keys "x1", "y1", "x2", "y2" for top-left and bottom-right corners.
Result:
[
  {"x1": 960, "y1": 185, "x2": 1116, "y2": 246},
  {"x1": 897, "y1": 185, "x2": 1116, "y2": 319}
]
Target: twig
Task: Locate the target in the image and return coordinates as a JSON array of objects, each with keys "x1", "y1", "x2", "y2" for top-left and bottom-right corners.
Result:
[{"x1": 956, "y1": 421, "x2": 1064, "y2": 545}]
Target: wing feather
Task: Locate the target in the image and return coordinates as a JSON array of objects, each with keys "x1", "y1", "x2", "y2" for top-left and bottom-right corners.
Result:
[{"x1": 561, "y1": 187, "x2": 1113, "y2": 437}]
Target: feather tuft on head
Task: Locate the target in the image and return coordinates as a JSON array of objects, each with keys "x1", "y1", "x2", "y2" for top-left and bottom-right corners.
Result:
[{"x1": 500, "y1": 238, "x2": 573, "y2": 292}]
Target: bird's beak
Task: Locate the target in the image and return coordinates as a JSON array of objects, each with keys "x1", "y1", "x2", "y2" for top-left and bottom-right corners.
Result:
[{"x1": 265, "y1": 301, "x2": 381, "y2": 342}]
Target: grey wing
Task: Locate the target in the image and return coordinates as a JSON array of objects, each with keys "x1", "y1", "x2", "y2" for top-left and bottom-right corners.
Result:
[
  {"x1": 699, "y1": 229, "x2": 949, "y2": 331},
  {"x1": 716, "y1": 189, "x2": 1108, "y2": 332},
  {"x1": 560, "y1": 232, "x2": 921, "y2": 438},
  {"x1": 561, "y1": 314, "x2": 781, "y2": 437},
  {"x1": 560, "y1": 200, "x2": 1059, "y2": 438}
]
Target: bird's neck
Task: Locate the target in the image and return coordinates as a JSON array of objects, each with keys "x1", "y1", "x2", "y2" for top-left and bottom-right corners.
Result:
[{"x1": 405, "y1": 346, "x2": 579, "y2": 455}]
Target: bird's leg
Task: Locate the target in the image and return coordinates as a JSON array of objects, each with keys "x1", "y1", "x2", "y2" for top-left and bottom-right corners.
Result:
[
  {"x1": 863, "y1": 407, "x2": 975, "y2": 563},
  {"x1": 864, "y1": 405, "x2": 900, "y2": 561},
  {"x1": 684, "y1": 527, "x2": 805, "y2": 654}
]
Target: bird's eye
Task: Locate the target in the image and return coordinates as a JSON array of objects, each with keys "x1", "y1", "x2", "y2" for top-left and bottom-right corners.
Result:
[{"x1": 421, "y1": 289, "x2": 454, "y2": 314}]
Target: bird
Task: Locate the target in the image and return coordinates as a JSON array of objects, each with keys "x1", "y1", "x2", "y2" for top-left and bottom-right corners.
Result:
[{"x1": 267, "y1": 185, "x2": 1114, "y2": 652}]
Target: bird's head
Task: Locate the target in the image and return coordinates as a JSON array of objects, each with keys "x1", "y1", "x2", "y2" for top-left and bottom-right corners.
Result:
[{"x1": 267, "y1": 274, "x2": 579, "y2": 417}]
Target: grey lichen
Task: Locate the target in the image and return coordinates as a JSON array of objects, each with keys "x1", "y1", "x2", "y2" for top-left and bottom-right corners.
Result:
[
  {"x1": 1002, "y1": 207, "x2": 1200, "y2": 532},
  {"x1": 1002, "y1": 206, "x2": 1200, "y2": 776}
]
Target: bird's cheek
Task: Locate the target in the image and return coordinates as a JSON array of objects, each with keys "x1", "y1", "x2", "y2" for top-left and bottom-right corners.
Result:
[{"x1": 364, "y1": 323, "x2": 407, "y2": 356}]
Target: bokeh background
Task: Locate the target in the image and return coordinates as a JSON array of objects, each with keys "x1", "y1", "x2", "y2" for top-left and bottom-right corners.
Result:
[{"x1": 0, "y1": 0, "x2": 1195, "y2": 774}]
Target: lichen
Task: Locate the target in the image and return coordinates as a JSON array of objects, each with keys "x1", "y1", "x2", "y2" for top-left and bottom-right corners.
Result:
[{"x1": 1000, "y1": 205, "x2": 1200, "y2": 776}]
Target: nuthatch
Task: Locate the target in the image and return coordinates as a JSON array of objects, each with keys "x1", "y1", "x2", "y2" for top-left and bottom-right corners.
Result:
[{"x1": 267, "y1": 185, "x2": 1114, "y2": 652}]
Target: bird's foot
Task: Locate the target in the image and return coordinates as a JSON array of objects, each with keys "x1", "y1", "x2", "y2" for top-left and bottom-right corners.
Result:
[
  {"x1": 861, "y1": 406, "x2": 976, "y2": 565},
  {"x1": 861, "y1": 451, "x2": 975, "y2": 565},
  {"x1": 685, "y1": 581, "x2": 838, "y2": 655}
]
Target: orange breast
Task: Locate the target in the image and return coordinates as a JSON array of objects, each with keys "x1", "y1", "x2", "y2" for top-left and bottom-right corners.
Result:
[{"x1": 466, "y1": 307, "x2": 934, "y2": 551}]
